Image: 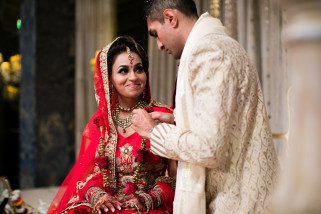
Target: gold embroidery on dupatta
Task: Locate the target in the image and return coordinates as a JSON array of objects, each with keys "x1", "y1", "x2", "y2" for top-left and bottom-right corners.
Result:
[
  {"x1": 99, "y1": 41, "x2": 118, "y2": 189},
  {"x1": 59, "y1": 202, "x2": 92, "y2": 214},
  {"x1": 67, "y1": 195, "x2": 80, "y2": 204},
  {"x1": 150, "y1": 99, "x2": 171, "y2": 111},
  {"x1": 76, "y1": 172, "x2": 99, "y2": 192}
]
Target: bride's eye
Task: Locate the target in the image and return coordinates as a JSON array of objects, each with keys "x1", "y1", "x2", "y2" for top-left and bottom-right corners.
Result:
[
  {"x1": 135, "y1": 65, "x2": 145, "y2": 73},
  {"x1": 118, "y1": 67, "x2": 128, "y2": 74}
]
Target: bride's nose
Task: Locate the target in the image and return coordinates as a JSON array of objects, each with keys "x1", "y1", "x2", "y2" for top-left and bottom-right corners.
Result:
[{"x1": 128, "y1": 70, "x2": 138, "y2": 81}]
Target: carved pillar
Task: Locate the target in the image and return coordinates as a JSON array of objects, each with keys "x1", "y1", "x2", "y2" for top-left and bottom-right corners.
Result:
[
  {"x1": 221, "y1": 0, "x2": 237, "y2": 39},
  {"x1": 273, "y1": 1, "x2": 321, "y2": 213}
]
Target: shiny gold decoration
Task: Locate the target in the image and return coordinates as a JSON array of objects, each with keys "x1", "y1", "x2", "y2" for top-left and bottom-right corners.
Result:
[
  {"x1": 271, "y1": 87, "x2": 292, "y2": 143},
  {"x1": 0, "y1": 53, "x2": 3, "y2": 64},
  {"x1": 272, "y1": 133, "x2": 288, "y2": 140},
  {"x1": 90, "y1": 50, "x2": 100, "y2": 72},
  {"x1": 126, "y1": 46, "x2": 134, "y2": 64},
  {"x1": 113, "y1": 107, "x2": 133, "y2": 132},
  {"x1": 210, "y1": 0, "x2": 221, "y2": 18},
  {"x1": 0, "y1": 54, "x2": 21, "y2": 102}
]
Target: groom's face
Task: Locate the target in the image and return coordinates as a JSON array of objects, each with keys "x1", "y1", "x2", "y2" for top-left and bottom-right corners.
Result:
[{"x1": 147, "y1": 18, "x2": 182, "y2": 60}]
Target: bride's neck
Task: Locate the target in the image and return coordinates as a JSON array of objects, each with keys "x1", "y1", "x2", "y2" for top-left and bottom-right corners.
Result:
[{"x1": 117, "y1": 96, "x2": 139, "y2": 109}]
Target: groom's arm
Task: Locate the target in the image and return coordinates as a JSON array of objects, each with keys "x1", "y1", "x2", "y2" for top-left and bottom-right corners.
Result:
[{"x1": 149, "y1": 44, "x2": 238, "y2": 169}]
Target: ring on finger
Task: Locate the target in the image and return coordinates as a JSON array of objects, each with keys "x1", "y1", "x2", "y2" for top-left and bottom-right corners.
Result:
[{"x1": 134, "y1": 203, "x2": 139, "y2": 210}]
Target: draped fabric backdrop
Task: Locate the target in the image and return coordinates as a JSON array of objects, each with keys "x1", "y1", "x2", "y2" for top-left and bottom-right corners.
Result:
[{"x1": 75, "y1": 0, "x2": 116, "y2": 155}]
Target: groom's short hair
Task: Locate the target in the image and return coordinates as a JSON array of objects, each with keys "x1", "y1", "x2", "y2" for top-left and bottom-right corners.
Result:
[{"x1": 144, "y1": 0, "x2": 198, "y2": 23}]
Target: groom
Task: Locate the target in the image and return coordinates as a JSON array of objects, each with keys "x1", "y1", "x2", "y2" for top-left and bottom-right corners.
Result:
[{"x1": 132, "y1": 0, "x2": 278, "y2": 213}]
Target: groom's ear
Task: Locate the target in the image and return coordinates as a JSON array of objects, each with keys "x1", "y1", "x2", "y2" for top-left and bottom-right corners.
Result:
[{"x1": 163, "y1": 9, "x2": 178, "y2": 28}]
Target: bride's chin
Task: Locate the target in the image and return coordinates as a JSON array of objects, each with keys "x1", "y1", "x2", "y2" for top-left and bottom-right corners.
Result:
[
  {"x1": 120, "y1": 93, "x2": 143, "y2": 100},
  {"x1": 125, "y1": 91, "x2": 144, "y2": 98}
]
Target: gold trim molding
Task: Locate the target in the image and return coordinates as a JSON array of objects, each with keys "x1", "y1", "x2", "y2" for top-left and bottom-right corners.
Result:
[{"x1": 210, "y1": 0, "x2": 221, "y2": 18}]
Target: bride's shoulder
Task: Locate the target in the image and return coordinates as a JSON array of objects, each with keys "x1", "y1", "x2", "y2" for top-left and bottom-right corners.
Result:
[{"x1": 149, "y1": 100, "x2": 173, "y2": 113}]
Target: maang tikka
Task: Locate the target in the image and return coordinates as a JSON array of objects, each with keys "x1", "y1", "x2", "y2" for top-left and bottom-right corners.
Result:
[{"x1": 126, "y1": 46, "x2": 134, "y2": 64}]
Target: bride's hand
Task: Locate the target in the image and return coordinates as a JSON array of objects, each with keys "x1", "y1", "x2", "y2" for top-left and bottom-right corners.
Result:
[
  {"x1": 121, "y1": 194, "x2": 146, "y2": 212},
  {"x1": 93, "y1": 194, "x2": 122, "y2": 214}
]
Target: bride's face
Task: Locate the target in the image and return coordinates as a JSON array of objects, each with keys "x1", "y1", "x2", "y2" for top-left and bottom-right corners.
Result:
[{"x1": 111, "y1": 51, "x2": 147, "y2": 100}]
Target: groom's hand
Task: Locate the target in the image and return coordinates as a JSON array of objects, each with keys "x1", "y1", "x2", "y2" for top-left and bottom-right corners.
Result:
[
  {"x1": 131, "y1": 109, "x2": 157, "y2": 139},
  {"x1": 150, "y1": 112, "x2": 175, "y2": 124}
]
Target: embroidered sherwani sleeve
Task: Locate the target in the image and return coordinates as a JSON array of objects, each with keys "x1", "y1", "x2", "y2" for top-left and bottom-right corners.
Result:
[{"x1": 151, "y1": 43, "x2": 237, "y2": 169}]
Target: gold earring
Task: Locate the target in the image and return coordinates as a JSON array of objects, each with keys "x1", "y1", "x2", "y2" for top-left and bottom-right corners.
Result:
[{"x1": 110, "y1": 84, "x2": 114, "y2": 97}]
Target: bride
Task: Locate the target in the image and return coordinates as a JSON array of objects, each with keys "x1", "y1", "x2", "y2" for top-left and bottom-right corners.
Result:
[{"x1": 48, "y1": 36, "x2": 176, "y2": 214}]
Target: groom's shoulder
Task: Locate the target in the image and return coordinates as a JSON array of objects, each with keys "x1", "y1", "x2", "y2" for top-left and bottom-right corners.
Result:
[{"x1": 190, "y1": 33, "x2": 248, "y2": 62}]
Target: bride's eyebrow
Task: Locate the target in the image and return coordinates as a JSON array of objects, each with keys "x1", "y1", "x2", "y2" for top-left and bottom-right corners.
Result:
[
  {"x1": 117, "y1": 65, "x2": 128, "y2": 69},
  {"x1": 134, "y1": 62, "x2": 143, "y2": 67}
]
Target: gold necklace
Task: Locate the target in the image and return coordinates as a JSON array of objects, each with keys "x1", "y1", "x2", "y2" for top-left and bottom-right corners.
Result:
[
  {"x1": 113, "y1": 108, "x2": 132, "y2": 133},
  {"x1": 118, "y1": 105, "x2": 137, "y2": 112}
]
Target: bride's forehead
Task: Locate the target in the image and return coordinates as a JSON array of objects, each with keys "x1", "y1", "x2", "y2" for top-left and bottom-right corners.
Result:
[{"x1": 113, "y1": 52, "x2": 142, "y2": 64}]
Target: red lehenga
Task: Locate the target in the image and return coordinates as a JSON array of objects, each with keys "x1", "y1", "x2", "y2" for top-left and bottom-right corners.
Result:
[{"x1": 48, "y1": 38, "x2": 175, "y2": 214}]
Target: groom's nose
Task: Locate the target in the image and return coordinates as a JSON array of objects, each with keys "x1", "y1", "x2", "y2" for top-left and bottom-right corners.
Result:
[{"x1": 157, "y1": 39, "x2": 165, "y2": 51}]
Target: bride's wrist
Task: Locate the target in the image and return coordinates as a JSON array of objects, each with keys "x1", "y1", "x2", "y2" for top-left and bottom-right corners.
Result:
[
  {"x1": 86, "y1": 186, "x2": 107, "y2": 206},
  {"x1": 137, "y1": 192, "x2": 154, "y2": 212}
]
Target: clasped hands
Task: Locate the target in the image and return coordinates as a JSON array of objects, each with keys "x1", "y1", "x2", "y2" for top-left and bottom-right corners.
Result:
[
  {"x1": 131, "y1": 109, "x2": 175, "y2": 139},
  {"x1": 94, "y1": 193, "x2": 145, "y2": 214}
]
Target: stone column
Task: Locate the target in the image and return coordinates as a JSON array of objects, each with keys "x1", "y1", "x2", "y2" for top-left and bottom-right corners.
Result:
[
  {"x1": 20, "y1": 0, "x2": 75, "y2": 188},
  {"x1": 273, "y1": 1, "x2": 321, "y2": 213},
  {"x1": 221, "y1": 0, "x2": 237, "y2": 39}
]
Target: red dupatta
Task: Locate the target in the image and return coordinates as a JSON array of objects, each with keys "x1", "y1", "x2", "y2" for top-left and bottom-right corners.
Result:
[{"x1": 48, "y1": 37, "x2": 152, "y2": 213}]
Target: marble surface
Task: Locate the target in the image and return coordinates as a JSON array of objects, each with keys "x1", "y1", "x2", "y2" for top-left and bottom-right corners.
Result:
[{"x1": 21, "y1": 186, "x2": 58, "y2": 212}]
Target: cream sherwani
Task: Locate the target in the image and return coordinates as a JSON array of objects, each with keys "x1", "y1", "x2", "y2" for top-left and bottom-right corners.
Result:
[{"x1": 150, "y1": 13, "x2": 278, "y2": 214}]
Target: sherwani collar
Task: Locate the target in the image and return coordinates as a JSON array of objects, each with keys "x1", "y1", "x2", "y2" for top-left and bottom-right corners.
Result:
[{"x1": 180, "y1": 12, "x2": 227, "y2": 67}]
